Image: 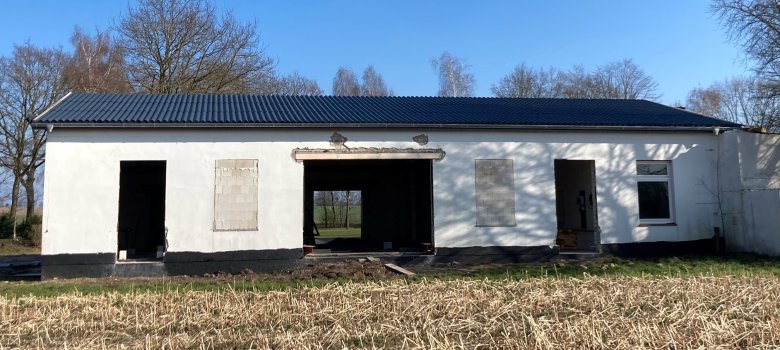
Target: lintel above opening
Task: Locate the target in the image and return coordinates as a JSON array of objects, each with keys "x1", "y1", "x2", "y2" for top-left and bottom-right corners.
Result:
[{"x1": 293, "y1": 148, "x2": 445, "y2": 161}]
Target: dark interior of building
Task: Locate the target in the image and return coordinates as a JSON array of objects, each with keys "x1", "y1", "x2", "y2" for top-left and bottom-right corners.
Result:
[
  {"x1": 554, "y1": 159, "x2": 600, "y2": 252},
  {"x1": 303, "y1": 159, "x2": 433, "y2": 253},
  {"x1": 117, "y1": 161, "x2": 167, "y2": 260}
]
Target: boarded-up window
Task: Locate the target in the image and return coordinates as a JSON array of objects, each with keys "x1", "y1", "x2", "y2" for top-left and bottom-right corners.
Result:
[
  {"x1": 475, "y1": 159, "x2": 516, "y2": 227},
  {"x1": 214, "y1": 159, "x2": 258, "y2": 231}
]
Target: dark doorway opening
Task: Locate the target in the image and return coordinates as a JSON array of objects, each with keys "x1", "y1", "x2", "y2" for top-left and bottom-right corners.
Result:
[
  {"x1": 303, "y1": 159, "x2": 433, "y2": 254},
  {"x1": 117, "y1": 161, "x2": 166, "y2": 260},
  {"x1": 554, "y1": 159, "x2": 600, "y2": 252}
]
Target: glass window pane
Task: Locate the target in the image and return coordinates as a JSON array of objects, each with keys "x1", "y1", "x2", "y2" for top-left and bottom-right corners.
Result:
[
  {"x1": 637, "y1": 163, "x2": 668, "y2": 176},
  {"x1": 638, "y1": 181, "x2": 670, "y2": 219}
]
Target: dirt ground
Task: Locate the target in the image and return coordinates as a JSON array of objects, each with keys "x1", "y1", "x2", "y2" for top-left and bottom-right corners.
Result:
[
  {"x1": 169, "y1": 259, "x2": 513, "y2": 284},
  {"x1": 0, "y1": 252, "x2": 516, "y2": 283},
  {"x1": 114, "y1": 260, "x2": 547, "y2": 286},
  {"x1": 29, "y1": 260, "x2": 415, "y2": 285},
  {"x1": 202, "y1": 261, "x2": 397, "y2": 281},
  {"x1": 0, "y1": 261, "x2": 393, "y2": 285},
  {"x1": 5, "y1": 253, "x2": 766, "y2": 285}
]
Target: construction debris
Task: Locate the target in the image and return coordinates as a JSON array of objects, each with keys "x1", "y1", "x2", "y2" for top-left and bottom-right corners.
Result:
[
  {"x1": 384, "y1": 263, "x2": 415, "y2": 276},
  {"x1": 556, "y1": 229, "x2": 578, "y2": 249}
]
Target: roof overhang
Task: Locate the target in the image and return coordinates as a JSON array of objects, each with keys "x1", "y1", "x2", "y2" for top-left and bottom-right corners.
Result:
[{"x1": 31, "y1": 122, "x2": 737, "y2": 133}]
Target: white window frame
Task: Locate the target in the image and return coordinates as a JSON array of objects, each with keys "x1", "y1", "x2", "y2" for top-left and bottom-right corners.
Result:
[{"x1": 636, "y1": 160, "x2": 675, "y2": 225}]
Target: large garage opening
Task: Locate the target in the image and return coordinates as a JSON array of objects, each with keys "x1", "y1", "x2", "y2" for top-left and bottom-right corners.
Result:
[
  {"x1": 303, "y1": 159, "x2": 433, "y2": 254},
  {"x1": 554, "y1": 159, "x2": 600, "y2": 252},
  {"x1": 117, "y1": 161, "x2": 167, "y2": 260}
]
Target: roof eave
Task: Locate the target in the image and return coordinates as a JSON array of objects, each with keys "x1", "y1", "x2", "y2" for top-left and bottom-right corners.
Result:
[{"x1": 31, "y1": 121, "x2": 739, "y2": 132}]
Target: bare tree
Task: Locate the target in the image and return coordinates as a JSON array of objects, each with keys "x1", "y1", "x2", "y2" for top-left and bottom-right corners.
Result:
[
  {"x1": 712, "y1": 0, "x2": 780, "y2": 95},
  {"x1": 494, "y1": 59, "x2": 659, "y2": 100},
  {"x1": 342, "y1": 188, "x2": 352, "y2": 229},
  {"x1": 332, "y1": 67, "x2": 361, "y2": 96},
  {"x1": 313, "y1": 190, "x2": 361, "y2": 229},
  {"x1": 63, "y1": 27, "x2": 131, "y2": 93},
  {"x1": 590, "y1": 59, "x2": 660, "y2": 100},
  {"x1": 329, "y1": 191, "x2": 337, "y2": 228},
  {"x1": 0, "y1": 43, "x2": 68, "y2": 227},
  {"x1": 314, "y1": 191, "x2": 331, "y2": 228},
  {"x1": 331, "y1": 65, "x2": 392, "y2": 97},
  {"x1": 555, "y1": 65, "x2": 595, "y2": 98},
  {"x1": 115, "y1": 0, "x2": 274, "y2": 93},
  {"x1": 686, "y1": 76, "x2": 780, "y2": 131},
  {"x1": 431, "y1": 51, "x2": 476, "y2": 97},
  {"x1": 332, "y1": 65, "x2": 377, "y2": 226},
  {"x1": 686, "y1": 85, "x2": 724, "y2": 118},
  {"x1": 361, "y1": 66, "x2": 391, "y2": 96},
  {"x1": 490, "y1": 63, "x2": 559, "y2": 98},
  {"x1": 268, "y1": 72, "x2": 322, "y2": 96}
]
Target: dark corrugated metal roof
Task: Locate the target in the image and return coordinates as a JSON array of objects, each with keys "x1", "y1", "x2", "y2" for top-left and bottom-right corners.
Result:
[{"x1": 33, "y1": 93, "x2": 740, "y2": 128}]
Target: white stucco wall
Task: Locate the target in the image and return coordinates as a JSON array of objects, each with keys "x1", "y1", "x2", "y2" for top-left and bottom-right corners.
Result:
[
  {"x1": 41, "y1": 128, "x2": 723, "y2": 255},
  {"x1": 430, "y1": 131, "x2": 720, "y2": 248},
  {"x1": 719, "y1": 130, "x2": 780, "y2": 255}
]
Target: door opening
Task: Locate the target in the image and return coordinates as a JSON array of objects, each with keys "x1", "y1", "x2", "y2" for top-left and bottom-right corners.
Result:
[
  {"x1": 303, "y1": 159, "x2": 433, "y2": 254},
  {"x1": 554, "y1": 159, "x2": 600, "y2": 252},
  {"x1": 117, "y1": 161, "x2": 166, "y2": 260}
]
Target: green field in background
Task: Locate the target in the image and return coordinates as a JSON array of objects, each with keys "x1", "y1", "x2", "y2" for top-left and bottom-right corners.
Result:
[
  {"x1": 313, "y1": 205, "x2": 361, "y2": 226},
  {"x1": 316, "y1": 227, "x2": 361, "y2": 238}
]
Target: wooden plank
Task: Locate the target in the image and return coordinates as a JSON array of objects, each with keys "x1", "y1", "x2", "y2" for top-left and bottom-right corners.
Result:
[{"x1": 384, "y1": 263, "x2": 415, "y2": 276}]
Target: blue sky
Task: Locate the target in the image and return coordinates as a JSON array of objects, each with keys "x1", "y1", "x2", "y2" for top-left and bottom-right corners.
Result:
[{"x1": 0, "y1": 0, "x2": 750, "y2": 105}]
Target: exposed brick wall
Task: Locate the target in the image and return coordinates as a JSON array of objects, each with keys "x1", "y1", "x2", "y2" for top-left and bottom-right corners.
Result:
[{"x1": 214, "y1": 159, "x2": 258, "y2": 231}]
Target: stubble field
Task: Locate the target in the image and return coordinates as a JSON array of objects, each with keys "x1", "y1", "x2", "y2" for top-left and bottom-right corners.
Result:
[{"x1": 2, "y1": 273, "x2": 779, "y2": 349}]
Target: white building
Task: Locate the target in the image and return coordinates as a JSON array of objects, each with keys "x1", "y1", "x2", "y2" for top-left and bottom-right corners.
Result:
[{"x1": 33, "y1": 93, "x2": 760, "y2": 278}]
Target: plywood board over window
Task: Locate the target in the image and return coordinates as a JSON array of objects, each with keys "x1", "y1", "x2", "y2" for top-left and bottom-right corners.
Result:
[
  {"x1": 214, "y1": 159, "x2": 259, "y2": 231},
  {"x1": 475, "y1": 159, "x2": 517, "y2": 227}
]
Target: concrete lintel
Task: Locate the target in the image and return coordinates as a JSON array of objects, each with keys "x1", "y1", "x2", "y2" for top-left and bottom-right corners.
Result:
[{"x1": 292, "y1": 148, "x2": 445, "y2": 161}]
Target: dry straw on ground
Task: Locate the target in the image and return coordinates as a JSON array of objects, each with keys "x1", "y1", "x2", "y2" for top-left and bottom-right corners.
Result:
[{"x1": 2, "y1": 276, "x2": 779, "y2": 349}]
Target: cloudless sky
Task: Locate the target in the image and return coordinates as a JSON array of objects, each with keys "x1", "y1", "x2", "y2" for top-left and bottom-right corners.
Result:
[{"x1": 0, "y1": 0, "x2": 750, "y2": 105}]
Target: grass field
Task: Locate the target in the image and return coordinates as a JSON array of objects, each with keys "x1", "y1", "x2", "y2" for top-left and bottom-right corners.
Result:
[
  {"x1": 0, "y1": 239, "x2": 40, "y2": 256},
  {"x1": 3, "y1": 256, "x2": 780, "y2": 348},
  {"x1": 313, "y1": 205, "x2": 361, "y2": 226},
  {"x1": 316, "y1": 227, "x2": 361, "y2": 238}
]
